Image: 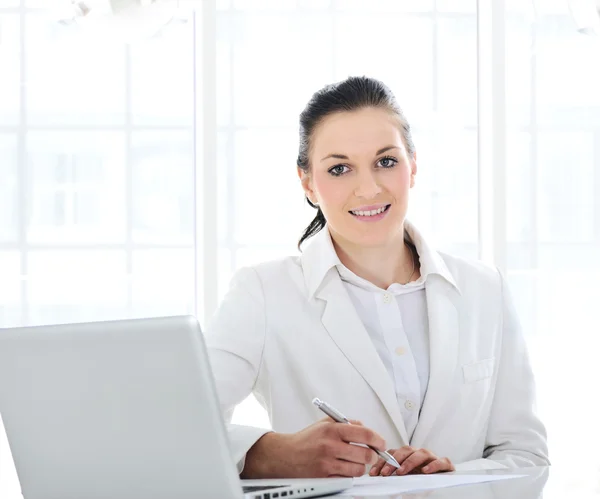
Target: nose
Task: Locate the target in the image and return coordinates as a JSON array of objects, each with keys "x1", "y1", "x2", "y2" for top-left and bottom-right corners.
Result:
[{"x1": 354, "y1": 169, "x2": 382, "y2": 199}]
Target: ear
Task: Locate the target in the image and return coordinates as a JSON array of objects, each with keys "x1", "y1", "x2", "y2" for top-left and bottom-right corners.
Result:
[
  {"x1": 297, "y1": 167, "x2": 318, "y2": 204},
  {"x1": 409, "y1": 151, "x2": 417, "y2": 188}
]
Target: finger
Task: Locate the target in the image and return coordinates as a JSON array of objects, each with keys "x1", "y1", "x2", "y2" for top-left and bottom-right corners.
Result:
[
  {"x1": 369, "y1": 457, "x2": 386, "y2": 476},
  {"x1": 379, "y1": 446, "x2": 416, "y2": 476},
  {"x1": 391, "y1": 446, "x2": 418, "y2": 465},
  {"x1": 336, "y1": 424, "x2": 386, "y2": 451},
  {"x1": 396, "y1": 450, "x2": 436, "y2": 476},
  {"x1": 349, "y1": 419, "x2": 364, "y2": 426},
  {"x1": 379, "y1": 462, "x2": 397, "y2": 477},
  {"x1": 328, "y1": 458, "x2": 368, "y2": 478},
  {"x1": 422, "y1": 458, "x2": 455, "y2": 474},
  {"x1": 380, "y1": 457, "x2": 407, "y2": 477},
  {"x1": 336, "y1": 442, "x2": 379, "y2": 465},
  {"x1": 319, "y1": 416, "x2": 336, "y2": 424}
]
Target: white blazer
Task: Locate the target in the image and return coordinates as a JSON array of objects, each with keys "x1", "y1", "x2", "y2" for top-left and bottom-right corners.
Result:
[{"x1": 205, "y1": 222, "x2": 549, "y2": 473}]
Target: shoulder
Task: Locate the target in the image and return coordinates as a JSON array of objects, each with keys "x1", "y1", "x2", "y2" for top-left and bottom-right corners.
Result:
[
  {"x1": 228, "y1": 256, "x2": 305, "y2": 294},
  {"x1": 436, "y1": 253, "x2": 517, "y2": 331},
  {"x1": 438, "y1": 251, "x2": 502, "y2": 298}
]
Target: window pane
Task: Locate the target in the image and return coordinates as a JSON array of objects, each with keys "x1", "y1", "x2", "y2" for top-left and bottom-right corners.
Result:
[
  {"x1": 0, "y1": 14, "x2": 19, "y2": 125},
  {"x1": 0, "y1": 252, "x2": 21, "y2": 328},
  {"x1": 26, "y1": 0, "x2": 59, "y2": 5},
  {"x1": 506, "y1": 8, "x2": 600, "y2": 482},
  {"x1": 0, "y1": 134, "x2": 18, "y2": 242},
  {"x1": 536, "y1": 16, "x2": 600, "y2": 127},
  {"x1": 506, "y1": 13, "x2": 532, "y2": 127},
  {"x1": 234, "y1": 0, "x2": 329, "y2": 10},
  {"x1": 334, "y1": 14, "x2": 433, "y2": 120},
  {"x1": 131, "y1": 131, "x2": 194, "y2": 245},
  {"x1": 215, "y1": 33, "x2": 231, "y2": 128},
  {"x1": 506, "y1": 133, "x2": 536, "y2": 270},
  {"x1": 217, "y1": 131, "x2": 230, "y2": 244},
  {"x1": 505, "y1": 0, "x2": 535, "y2": 15},
  {"x1": 529, "y1": 270, "x2": 600, "y2": 475},
  {"x1": 25, "y1": 15, "x2": 126, "y2": 126},
  {"x1": 334, "y1": 0, "x2": 433, "y2": 13},
  {"x1": 507, "y1": 132, "x2": 533, "y2": 242},
  {"x1": 130, "y1": 20, "x2": 194, "y2": 126},
  {"x1": 235, "y1": 246, "x2": 298, "y2": 269},
  {"x1": 437, "y1": 0, "x2": 475, "y2": 13},
  {"x1": 506, "y1": 0, "x2": 569, "y2": 16},
  {"x1": 533, "y1": 0, "x2": 570, "y2": 15},
  {"x1": 27, "y1": 132, "x2": 127, "y2": 244},
  {"x1": 217, "y1": 247, "x2": 232, "y2": 303},
  {"x1": 408, "y1": 129, "x2": 478, "y2": 250},
  {"x1": 131, "y1": 249, "x2": 195, "y2": 318},
  {"x1": 537, "y1": 132, "x2": 594, "y2": 243},
  {"x1": 437, "y1": 15, "x2": 477, "y2": 126},
  {"x1": 232, "y1": 129, "x2": 314, "y2": 246},
  {"x1": 231, "y1": 13, "x2": 333, "y2": 127},
  {"x1": 27, "y1": 251, "x2": 128, "y2": 326}
]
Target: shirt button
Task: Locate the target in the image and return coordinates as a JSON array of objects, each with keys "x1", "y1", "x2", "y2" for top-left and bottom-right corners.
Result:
[
  {"x1": 383, "y1": 293, "x2": 392, "y2": 304},
  {"x1": 405, "y1": 400, "x2": 415, "y2": 411},
  {"x1": 395, "y1": 346, "x2": 406, "y2": 356}
]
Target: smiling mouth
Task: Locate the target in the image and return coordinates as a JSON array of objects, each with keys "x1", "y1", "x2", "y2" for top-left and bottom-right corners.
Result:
[{"x1": 348, "y1": 204, "x2": 391, "y2": 217}]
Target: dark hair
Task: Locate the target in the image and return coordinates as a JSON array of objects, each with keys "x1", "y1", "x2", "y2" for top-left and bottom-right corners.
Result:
[{"x1": 297, "y1": 76, "x2": 416, "y2": 250}]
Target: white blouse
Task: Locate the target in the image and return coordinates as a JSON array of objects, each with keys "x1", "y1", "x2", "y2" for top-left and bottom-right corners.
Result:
[{"x1": 337, "y1": 264, "x2": 430, "y2": 442}]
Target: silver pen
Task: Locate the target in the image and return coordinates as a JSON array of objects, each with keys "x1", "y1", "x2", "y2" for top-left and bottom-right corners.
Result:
[{"x1": 312, "y1": 397, "x2": 400, "y2": 469}]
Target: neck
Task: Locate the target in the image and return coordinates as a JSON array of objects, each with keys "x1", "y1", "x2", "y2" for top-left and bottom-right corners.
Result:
[{"x1": 330, "y1": 226, "x2": 418, "y2": 289}]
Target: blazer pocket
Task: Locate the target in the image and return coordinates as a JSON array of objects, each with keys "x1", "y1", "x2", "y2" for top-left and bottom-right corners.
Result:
[{"x1": 462, "y1": 358, "x2": 495, "y2": 383}]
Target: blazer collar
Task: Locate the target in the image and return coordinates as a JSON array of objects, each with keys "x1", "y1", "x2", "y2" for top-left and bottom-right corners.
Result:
[{"x1": 301, "y1": 220, "x2": 460, "y2": 298}]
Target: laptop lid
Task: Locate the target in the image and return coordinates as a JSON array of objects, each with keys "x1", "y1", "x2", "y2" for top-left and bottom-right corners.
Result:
[{"x1": 0, "y1": 316, "x2": 244, "y2": 499}]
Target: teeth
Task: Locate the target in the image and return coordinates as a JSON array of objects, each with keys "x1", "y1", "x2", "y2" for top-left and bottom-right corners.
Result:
[{"x1": 352, "y1": 206, "x2": 387, "y2": 216}]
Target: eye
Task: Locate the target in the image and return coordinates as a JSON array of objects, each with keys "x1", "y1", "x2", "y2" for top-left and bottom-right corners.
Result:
[
  {"x1": 377, "y1": 156, "x2": 398, "y2": 168},
  {"x1": 328, "y1": 164, "x2": 350, "y2": 177}
]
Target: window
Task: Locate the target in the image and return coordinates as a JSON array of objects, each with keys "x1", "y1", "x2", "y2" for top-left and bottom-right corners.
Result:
[
  {"x1": 0, "y1": 7, "x2": 196, "y2": 330},
  {"x1": 0, "y1": 6, "x2": 196, "y2": 496},
  {"x1": 505, "y1": 4, "x2": 600, "y2": 485}
]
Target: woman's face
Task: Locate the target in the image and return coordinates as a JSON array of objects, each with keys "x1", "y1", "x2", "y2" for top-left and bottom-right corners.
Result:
[{"x1": 299, "y1": 107, "x2": 416, "y2": 248}]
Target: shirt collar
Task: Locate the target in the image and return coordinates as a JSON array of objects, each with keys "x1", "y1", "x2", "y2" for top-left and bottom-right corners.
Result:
[{"x1": 301, "y1": 220, "x2": 460, "y2": 300}]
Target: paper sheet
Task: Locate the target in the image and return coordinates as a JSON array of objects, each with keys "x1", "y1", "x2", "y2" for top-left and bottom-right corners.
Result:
[{"x1": 338, "y1": 473, "x2": 525, "y2": 496}]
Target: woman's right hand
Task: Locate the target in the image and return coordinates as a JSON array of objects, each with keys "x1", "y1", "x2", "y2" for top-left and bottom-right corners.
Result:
[{"x1": 241, "y1": 418, "x2": 387, "y2": 479}]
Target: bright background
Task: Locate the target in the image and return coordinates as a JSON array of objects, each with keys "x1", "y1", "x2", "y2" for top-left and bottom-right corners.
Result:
[{"x1": 1, "y1": 1, "x2": 599, "y2": 497}]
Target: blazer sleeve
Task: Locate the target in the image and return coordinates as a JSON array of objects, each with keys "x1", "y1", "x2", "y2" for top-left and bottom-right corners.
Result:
[
  {"x1": 204, "y1": 266, "x2": 272, "y2": 474},
  {"x1": 454, "y1": 270, "x2": 550, "y2": 471}
]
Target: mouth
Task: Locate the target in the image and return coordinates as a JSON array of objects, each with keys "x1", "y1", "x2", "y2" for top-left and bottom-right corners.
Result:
[{"x1": 348, "y1": 204, "x2": 391, "y2": 218}]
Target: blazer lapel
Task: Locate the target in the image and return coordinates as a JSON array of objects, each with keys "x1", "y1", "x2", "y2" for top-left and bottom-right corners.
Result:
[
  {"x1": 316, "y1": 271, "x2": 410, "y2": 446},
  {"x1": 410, "y1": 275, "x2": 460, "y2": 447}
]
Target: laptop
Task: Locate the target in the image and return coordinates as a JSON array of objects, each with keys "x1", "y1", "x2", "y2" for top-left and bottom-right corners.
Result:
[{"x1": 0, "y1": 316, "x2": 352, "y2": 499}]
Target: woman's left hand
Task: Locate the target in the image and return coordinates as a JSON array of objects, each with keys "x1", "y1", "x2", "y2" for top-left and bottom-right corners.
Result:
[{"x1": 369, "y1": 446, "x2": 455, "y2": 476}]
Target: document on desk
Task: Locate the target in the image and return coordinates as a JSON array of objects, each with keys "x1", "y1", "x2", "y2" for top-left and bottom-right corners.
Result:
[{"x1": 338, "y1": 473, "x2": 525, "y2": 496}]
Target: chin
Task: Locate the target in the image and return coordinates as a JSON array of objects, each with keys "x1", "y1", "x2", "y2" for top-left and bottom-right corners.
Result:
[
  {"x1": 341, "y1": 228, "x2": 395, "y2": 249},
  {"x1": 356, "y1": 224, "x2": 405, "y2": 247},
  {"x1": 330, "y1": 213, "x2": 404, "y2": 248}
]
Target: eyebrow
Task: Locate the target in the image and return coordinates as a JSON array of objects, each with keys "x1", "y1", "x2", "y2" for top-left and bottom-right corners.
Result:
[{"x1": 320, "y1": 145, "x2": 400, "y2": 162}]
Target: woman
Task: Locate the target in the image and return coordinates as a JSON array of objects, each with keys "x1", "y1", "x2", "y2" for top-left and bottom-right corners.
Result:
[{"x1": 206, "y1": 76, "x2": 549, "y2": 479}]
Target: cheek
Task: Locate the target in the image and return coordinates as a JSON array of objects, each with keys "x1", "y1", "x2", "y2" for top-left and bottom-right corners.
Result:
[
  {"x1": 366, "y1": 170, "x2": 408, "y2": 198},
  {"x1": 390, "y1": 165, "x2": 412, "y2": 190},
  {"x1": 314, "y1": 174, "x2": 347, "y2": 204}
]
